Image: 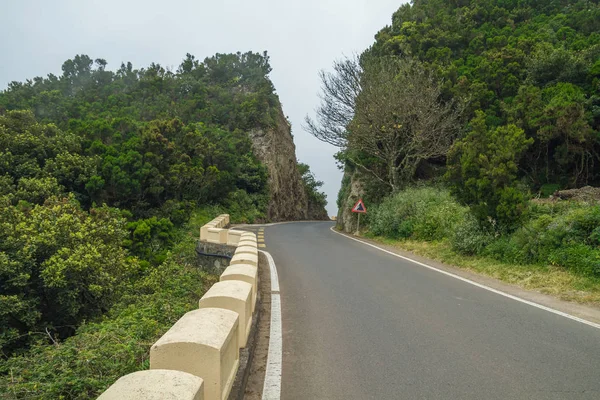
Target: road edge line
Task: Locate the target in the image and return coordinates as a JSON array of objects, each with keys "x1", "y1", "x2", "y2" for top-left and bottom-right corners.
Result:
[
  {"x1": 260, "y1": 250, "x2": 282, "y2": 400},
  {"x1": 330, "y1": 226, "x2": 600, "y2": 331}
]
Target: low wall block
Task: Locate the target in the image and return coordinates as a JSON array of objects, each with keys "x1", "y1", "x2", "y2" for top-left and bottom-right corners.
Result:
[
  {"x1": 207, "y1": 228, "x2": 228, "y2": 244},
  {"x1": 240, "y1": 232, "x2": 256, "y2": 240},
  {"x1": 200, "y1": 223, "x2": 216, "y2": 241},
  {"x1": 238, "y1": 239, "x2": 257, "y2": 248},
  {"x1": 220, "y1": 264, "x2": 258, "y2": 313},
  {"x1": 199, "y1": 281, "x2": 253, "y2": 348},
  {"x1": 220, "y1": 214, "x2": 230, "y2": 226},
  {"x1": 235, "y1": 245, "x2": 258, "y2": 256},
  {"x1": 230, "y1": 252, "x2": 258, "y2": 268},
  {"x1": 227, "y1": 230, "x2": 244, "y2": 246},
  {"x1": 150, "y1": 308, "x2": 239, "y2": 400},
  {"x1": 97, "y1": 370, "x2": 204, "y2": 400}
]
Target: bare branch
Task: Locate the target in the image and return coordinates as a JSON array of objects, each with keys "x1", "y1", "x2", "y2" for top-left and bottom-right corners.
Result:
[
  {"x1": 348, "y1": 56, "x2": 463, "y2": 190},
  {"x1": 304, "y1": 55, "x2": 362, "y2": 148}
]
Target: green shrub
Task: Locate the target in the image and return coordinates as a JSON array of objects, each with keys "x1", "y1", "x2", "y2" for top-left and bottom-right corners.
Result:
[
  {"x1": 446, "y1": 111, "x2": 533, "y2": 229},
  {"x1": 0, "y1": 259, "x2": 214, "y2": 399},
  {"x1": 0, "y1": 195, "x2": 135, "y2": 353},
  {"x1": 124, "y1": 217, "x2": 176, "y2": 266},
  {"x1": 224, "y1": 189, "x2": 268, "y2": 224},
  {"x1": 369, "y1": 187, "x2": 468, "y2": 241},
  {"x1": 484, "y1": 202, "x2": 600, "y2": 277},
  {"x1": 548, "y1": 244, "x2": 600, "y2": 277},
  {"x1": 450, "y1": 214, "x2": 493, "y2": 256},
  {"x1": 483, "y1": 236, "x2": 520, "y2": 263}
]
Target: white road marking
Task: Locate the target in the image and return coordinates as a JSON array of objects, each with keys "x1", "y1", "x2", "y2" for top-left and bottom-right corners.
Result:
[
  {"x1": 261, "y1": 249, "x2": 282, "y2": 400},
  {"x1": 330, "y1": 226, "x2": 600, "y2": 331},
  {"x1": 262, "y1": 250, "x2": 280, "y2": 293}
]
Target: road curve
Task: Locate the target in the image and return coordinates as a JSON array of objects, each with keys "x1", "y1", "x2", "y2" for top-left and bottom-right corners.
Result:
[{"x1": 264, "y1": 222, "x2": 600, "y2": 400}]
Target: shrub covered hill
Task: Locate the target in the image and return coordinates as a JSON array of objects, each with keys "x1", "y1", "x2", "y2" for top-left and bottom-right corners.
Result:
[
  {"x1": 0, "y1": 52, "x2": 327, "y2": 357},
  {"x1": 335, "y1": 0, "x2": 600, "y2": 230},
  {"x1": 0, "y1": 52, "x2": 327, "y2": 223}
]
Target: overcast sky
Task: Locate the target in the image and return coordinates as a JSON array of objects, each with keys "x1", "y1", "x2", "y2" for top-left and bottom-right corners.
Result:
[{"x1": 0, "y1": 0, "x2": 403, "y2": 215}]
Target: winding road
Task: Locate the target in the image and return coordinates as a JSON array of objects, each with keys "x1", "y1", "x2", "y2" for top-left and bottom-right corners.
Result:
[{"x1": 261, "y1": 221, "x2": 600, "y2": 400}]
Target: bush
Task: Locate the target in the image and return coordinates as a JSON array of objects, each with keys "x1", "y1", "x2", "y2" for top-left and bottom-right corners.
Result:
[
  {"x1": 548, "y1": 244, "x2": 600, "y2": 277},
  {"x1": 223, "y1": 189, "x2": 268, "y2": 224},
  {"x1": 0, "y1": 258, "x2": 214, "y2": 399},
  {"x1": 369, "y1": 187, "x2": 468, "y2": 241},
  {"x1": 0, "y1": 195, "x2": 135, "y2": 353},
  {"x1": 484, "y1": 202, "x2": 600, "y2": 277},
  {"x1": 450, "y1": 214, "x2": 493, "y2": 255}
]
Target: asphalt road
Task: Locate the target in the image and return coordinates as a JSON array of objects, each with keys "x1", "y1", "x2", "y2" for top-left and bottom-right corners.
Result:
[{"x1": 264, "y1": 222, "x2": 600, "y2": 400}]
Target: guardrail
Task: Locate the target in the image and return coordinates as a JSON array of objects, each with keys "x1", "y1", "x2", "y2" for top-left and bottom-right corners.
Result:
[{"x1": 98, "y1": 214, "x2": 259, "y2": 400}]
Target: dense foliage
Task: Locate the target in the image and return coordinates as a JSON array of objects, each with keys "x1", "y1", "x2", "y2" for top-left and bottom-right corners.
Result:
[
  {"x1": 446, "y1": 110, "x2": 533, "y2": 227},
  {"x1": 329, "y1": 0, "x2": 600, "y2": 232},
  {"x1": 334, "y1": 0, "x2": 599, "y2": 209},
  {"x1": 369, "y1": 187, "x2": 600, "y2": 277},
  {"x1": 0, "y1": 53, "x2": 274, "y2": 222},
  {"x1": 0, "y1": 52, "x2": 283, "y2": 362},
  {"x1": 371, "y1": 0, "x2": 600, "y2": 190},
  {"x1": 0, "y1": 233, "x2": 213, "y2": 399},
  {"x1": 0, "y1": 194, "x2": 135, "y2": 354},
  {"x1": 325, "y1": 0, "x2": 600, "y2": 282}
]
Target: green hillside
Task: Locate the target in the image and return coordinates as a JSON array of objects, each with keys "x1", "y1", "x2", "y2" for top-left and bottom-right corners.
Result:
[
  {"x1": 0, "y1": 52, "x2": 326, "y2": 398},
  {"x1": 309, "y1": 1, "x2": 600, "y2": 292}
]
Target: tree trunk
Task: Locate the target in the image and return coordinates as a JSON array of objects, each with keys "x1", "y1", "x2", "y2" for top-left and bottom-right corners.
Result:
[{"x1": 389, "y1": 159, "x2": 400, "y2": 192}]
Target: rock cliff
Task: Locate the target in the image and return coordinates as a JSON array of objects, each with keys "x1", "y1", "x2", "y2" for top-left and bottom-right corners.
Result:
[
  {"x1": 336, "y1": 170, "x2": 365, "y2": 232},
  {"x1": 249, "y1": 101, "x2": 327, "y2": 222}
]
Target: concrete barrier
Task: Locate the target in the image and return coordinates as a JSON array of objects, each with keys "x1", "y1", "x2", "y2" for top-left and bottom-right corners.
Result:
[
  {"x1": 227, "y1": 230, "x2": 244, "y2": 246},
  {"x1": 98, "y1": 370, "x2": 204, "y2": 400},
  {"x1": 101, "y1": 213, "x2": 269, "y2": 400},
  {"x1": 220, "y1": 264, "x2": 258, "y2": 313},
  {"x1": 200, "y1": 215, "x2": 231, "y2": 240},
  {"x1": 198, "y1": 281, "x2": 253, "y2": 348},
  {"x1": 150, "y1": 308, "x2": 239, "y2": 400},
  {"x1": 235, "y1": 245, "x2": 258, "y2": 256},
  {"x1": 237, "y1": 238, "x2": 258, "y2": 247},
  {"x1": 215, "y1": 215, "x2": 230, "y2": 228},
  {"x1": 200, "y1": 223, "x2": 215, "y2": 241},
  {"x1": 207, "y1": 228, "x2": 228, "y2": 244},
  {"x1": 230, "y1": 252, "x2": 258, "y2": 268}
]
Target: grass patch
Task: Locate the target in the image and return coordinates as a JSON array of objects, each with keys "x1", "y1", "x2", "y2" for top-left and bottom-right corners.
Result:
[{"x1": 368, "y1": 235, "x2": 600, "y2": 305}]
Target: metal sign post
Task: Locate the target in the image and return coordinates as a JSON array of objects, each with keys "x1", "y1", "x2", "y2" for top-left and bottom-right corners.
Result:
[{"x1": 351, "y1": 199, "x2": 367, "y2": 236}]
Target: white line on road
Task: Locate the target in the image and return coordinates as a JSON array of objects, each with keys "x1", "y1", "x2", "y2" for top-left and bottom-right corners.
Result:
[
  {"x1": 261, "y1": 250, "x2": 282, "y2": 400},
  {"x1": 330, "y1": 227, "x2": 600, "y2": 331},
  {"x1": 262, "y1": 249, "x2": 280, "y2": 293}
]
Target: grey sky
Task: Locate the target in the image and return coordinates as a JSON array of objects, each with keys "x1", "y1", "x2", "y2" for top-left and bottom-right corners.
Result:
[{"x1": 0, "y1": 0, "x2": 402, "y2": 216}]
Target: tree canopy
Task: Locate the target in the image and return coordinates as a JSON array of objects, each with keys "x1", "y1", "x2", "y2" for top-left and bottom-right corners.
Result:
[
  {"x1": 369, "y1": 0, "x2": 600, "y2": 190},
  {"x1": 319, "y1": 0, "x2": 600, "y2": 229},
  {"x1": 0, "y1": 52, "x2": 280, "y2": 355}
]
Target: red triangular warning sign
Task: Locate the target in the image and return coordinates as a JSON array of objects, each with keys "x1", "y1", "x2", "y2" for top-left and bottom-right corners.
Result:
[{"x1": 352, "y1": 199, "x2": 367, "y2": 214}]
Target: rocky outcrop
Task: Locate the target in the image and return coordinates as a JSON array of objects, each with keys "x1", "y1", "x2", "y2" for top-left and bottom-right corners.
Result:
[
  {"x1": 336, "y1": 170, "x2": 365, "y2": 233},
  {"x1": 249, "y1": 102, "x2": 327, "y2": 222}
]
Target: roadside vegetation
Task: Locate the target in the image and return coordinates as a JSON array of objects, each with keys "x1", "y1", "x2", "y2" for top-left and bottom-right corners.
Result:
[
  {"x1": 0, "y1": 52, "x2": 326, "y2": 398},
  {"x1": 364, "y1": 187, "x2": 600, "y2": 304},
  {"x1": 0, "y1": 205, "x2": 217, "y2": 399},
  {"x1": 308, "y1": 1, "x2": 600, "y2": 304}
]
